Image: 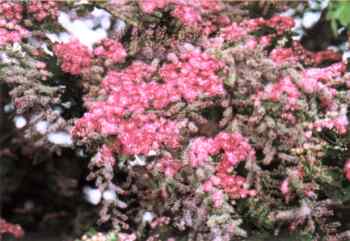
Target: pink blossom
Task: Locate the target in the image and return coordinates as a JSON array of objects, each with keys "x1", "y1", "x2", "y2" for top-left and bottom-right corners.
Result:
[
  {"x1": 186, "y1": 132, "x2": 255, "y2": 199},
  {"x1": 280, "y1": 178, "x2": 289, "y2": 195},
  {"x1": 73, "y1": 61, "x2": 187, "y2": 156},
  {"x1": 333, "y1": 115, "x2": 349, "y2": 134},
  {"x1": 296, "y1": 62, "x2": 346, "y2": 109},
  {"x1": 171, "y1": 4, "x2": 202, "y2": 27},
  {"x1": 0, "y1": 20, "x2": 29, "y2": 46},
  {"x1": 118, "y1": 233, "x2": 137, "y2": 241},
  {"x1": 266, "y1": 15, "x2": 294, "y2": 34},
  {"x1": 281, "y1": 112, "x2": 296, "y2": 124},
  {"x1": 244, "y1": 38, "x2": 258, "y2": 49},
  {"x1": 199, "y1": 0, "x2": 222, "y2": 12},
  {"x1": 187, "y1": 132, "x2": 253, "y2": 168},
  {"x1": 156, "y1": 157, "x2": 182, "y2": 177},
  {"x1": 94, "y1": 38, "x2": 127, "y2": 64},
  {"x1": 139, "y1": 0, "x2": 222, "y2": 24},
  {"x1": 313, "y1": 115, "x2": 348, "y2": 134},
  {"x1": 0, "y1": 1, "x2": 23, "y2": 22},
  {"x1": 221, "y1": 15, "x2": 294, "y2": 42},
  {"x1": 186, "y1": 137, "x2": 215, "y2": 167},
  {"x1": 344, "y1": 160, "x2": 350, "y2": 181},
  {"x1": 302, "y1": 63, "x2": 345, "y2": 85},
  {"x1": 27, "y1": 0, "x2": 58, "y2": 22},
  {"x1": 270, "y1": 48, "x2": 297, "y2": 64},
  {"x1": 215, "y1": 173, "x2": 255, "y2": 199},
  {"x1": 212, "y1": 190, "x2": 224, "y2": 208},
  {"x1": 94, "y1": 145, "x2": 116, "y2": 167},
  {"x1": 260, "y1": 76, "x2": 301, "y2": 111},
  {"x1": 202, "y1": 180, "x2": 214, "y2": 192},
  {"x1": 160, "y1": 50, "x2": 225, "y2": 102},
  {"x1": 150, "y1": 216, "x2": 170, "y2": 229},
  {"x1": 220, "y1": 22, "x2": 247, "y2": 41},
  {"x1": 54, "y1": 40, "x2": 92, "y2": 75},
  {"x1": 0, "y1": 219, "x2": 24, "y2": 239},
  {"x1": 214, "y1": 132, "x2": 254, "y2": 165},
  {"x1": 295, "y1": 62, "x2": 345, "y2": 103},
  {"x1": 259, "y1": 35, "x2": 272, "y2": 47},
  {"x1": 138, "y1": 0, "x2": 168, "y2": 13}
]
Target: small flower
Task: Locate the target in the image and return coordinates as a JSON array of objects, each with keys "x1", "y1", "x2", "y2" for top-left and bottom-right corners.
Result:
[
  {"x1": 27, "y1": 0, "x2": 58, "y2": 22},
  {"x1": 94, "y1": 38, "x2": 127, "y2": 64},
  {"x1": 344, "y1": 160, "x2": 350, "y2": 181},
  {"x1": 54, "y1": 39, "x2": 92, "y2": 75}
]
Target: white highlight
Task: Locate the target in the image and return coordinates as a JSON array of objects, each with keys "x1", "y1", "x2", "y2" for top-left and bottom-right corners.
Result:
[
  {"x1": 142, "y1": 211, "x2": 155, "y2": 223},
  {"x1": 4, "y1": 103, "x2": 14, "y2": 113},
  {"x1": 50, "y1": 7, "x2": 112, "y2": 49},
  {"x1": 129, "y1": 155, "x2": 146, "y2": 166},
  {"x1": 83, "y1": 186, "x2": 102, "y2": 205},
  {"x1": 14, "y1": 116, "x2": 27, "y2": 129},
  {"x1": 35, "y1": 121, "x2": 49, "y2": 135},
  {"x1": 48, "y1": 131, "x2": 73, "y2": 146},
  {"x1": 302, "y1": 11, "x2": 321, "y2": 29},
  {"x1": 102, "y1": 190, "x2": 117, "y2": 202}
]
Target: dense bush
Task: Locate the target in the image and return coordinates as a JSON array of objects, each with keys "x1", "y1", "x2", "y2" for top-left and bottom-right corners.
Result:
[{"x1": 1, "y1": 1, "x2": 350, "y2": 241}]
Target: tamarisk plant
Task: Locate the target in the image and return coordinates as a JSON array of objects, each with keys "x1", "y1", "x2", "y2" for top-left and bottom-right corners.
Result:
[
  {"x1": 1, "y1": 1, "x2": 350, "y2": 241},
  {"x1": 71, "y1": 1, "x2": 350, "y2": 241}
]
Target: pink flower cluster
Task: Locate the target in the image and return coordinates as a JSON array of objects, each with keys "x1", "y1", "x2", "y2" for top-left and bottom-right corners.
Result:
[
  {"x1": 257, "y1": 76, "x2": 301, "y2": 112},
  {"x1": 203, "y1": 173, "x2": 256, "y2": 204},
  {"x1": 187, "y1": 132, "x2": 255, "y2": 201},
  {"x1": 75, "y1": 111, "x2": 182, "y2": 156},
  {"x1": 100, "y1": 61, "x2": 164, "y2": 112},
  {"x1": 0, "y1": 1, "x2": 23, "y2": 22},
  {"x1": 74, "y1": 48, "x2": 225, "y2": 162},
  {"x1": 93, "y1": 145, "x2": 116, "y2": 167},
  {"x1": 263, "y1": 15, "x2": 294, "y2": 34},
  {"x1": 138, "y1": 0, "x2": 168, "y2": 13},
  {"x1": 221, "y1": 16, "x2": 294, "y2": 42},
  {"x1": 279, "y1": 168, "x2": 310, "y2": 202},
  {"x1": 171, "y1": 4, "x2": 202, "y2": 27},
  {"x1": 220, "y1": 22, "x2": 247, "y2": 41},
  {"x1": 187, "y1": 137, "x2": 216, "y2": 167},
  {"x1": 254, "y1": 61, "x2": 347, "y2": 127},
  {"x1": 187, "y1": 132, "x2": 254, "y2": 168},
  {"x1": 292, "y1": 41, "x2": 341, "y2": 66},
  {"x1": 139, "y1": 0, "x2": 221, "y2": 27},
  {"x1": 297, "y1": 62, "x2": 345, "y2": 109},
  {"x1": 270, "y1": 42, "x2": 342, "y2": 66},
  {"x1": 313, "y1": 115, "x2": 349, "y2": 135},
  {"x1": 0, "y1": 219, "x2": 24, "y2": 239},
  {"x1": 300, "y1": 62, "x2": 345, "y2": 93},
  {"x1": 139, "y1": 0, "x2": 221, "y2": 13},
  {"x1": 217, "y1": 174, "x2": 256, "y2": 199},
  {"x1": 344, "y1": 160, "x2": 350, "y2": 181},
  {"x1": 54, "y1": 40, "x2": 92, "y2": 75},
  {"x1": 255, "y1": 61, "x2": 346, "y2": 120},
  {"x1": 0, "y1": 1, "x2": 29, "y2": 46},
  {"x1": 27, "y1": 0, "x2": 59, "y2": 22},
  {"x1": 73, "y1": 60, "x2": 189, "y2": 155},
  {"x1": 155, "y1": 156, "x2": 182, "y2": 177},
  {"x1": 270, "y1": 48, "x2": 297, "y2": 64},
  {"x1": 88, "y1": 49, "x2": 224, "y2": 109},
  {"x1": 118, "y1": 233, "x2": 137, "y2": 241},
  {"x1": 94, "y1": 38, "x2": 127, "y2": 64},
  {"x1": 0, "y1": 20, "x2": 29, "y2": 46},
  {"x1": 280, "y1": 178, "x2": 289, "y2": 196},
  {"x1": 160, "y1": 50, "x2": 225, "y2": 102}
]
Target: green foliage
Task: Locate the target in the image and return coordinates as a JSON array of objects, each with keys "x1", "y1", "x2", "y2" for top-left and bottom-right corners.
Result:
[
  {"x1": 107, "y1": 233, "x2": 118, "y2": 241},
  {"x1": 238, "y1": 198, "x2": 274, "y2": 230},
  {"x1": 326, "y1": 1, "x2": 350, "y2": 35}
]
